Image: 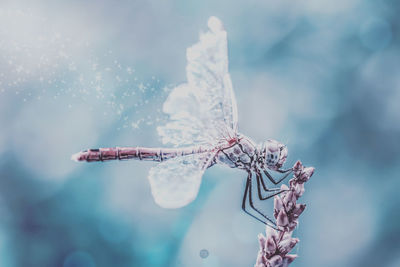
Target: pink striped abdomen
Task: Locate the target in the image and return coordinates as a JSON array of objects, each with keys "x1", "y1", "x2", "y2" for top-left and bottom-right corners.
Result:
[{"x1": 71, "y1": 146, "x2": 210, "y2": 162}]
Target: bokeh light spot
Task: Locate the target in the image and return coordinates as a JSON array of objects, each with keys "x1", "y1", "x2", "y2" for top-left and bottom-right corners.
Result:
[{"x1": 199, "y1": 249, "x2": 209, "y2": 259}]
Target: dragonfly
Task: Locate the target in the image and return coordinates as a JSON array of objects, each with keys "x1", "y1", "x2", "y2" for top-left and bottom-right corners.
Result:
[{"x1": 72, "y1": 17, "x2": 293, "y2": 229}]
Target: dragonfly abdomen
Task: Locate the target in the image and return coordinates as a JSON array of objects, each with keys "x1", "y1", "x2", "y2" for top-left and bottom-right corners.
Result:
[{"x1": 71, "y1": 146, "x2": 210, "y2": 162}]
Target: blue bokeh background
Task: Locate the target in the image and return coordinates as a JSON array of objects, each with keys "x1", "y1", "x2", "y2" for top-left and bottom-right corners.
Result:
[{"x1": 1, "y1": 0, "x2": 399, "y2": 266}]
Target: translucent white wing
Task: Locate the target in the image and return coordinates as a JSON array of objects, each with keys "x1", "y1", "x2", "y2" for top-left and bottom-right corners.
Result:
[
  {"x1": 148, "y1": 153, "x2": 213, "y2": 209},
  {"x1": 157, "y1": 16, "x2": 238, "y2": 147}
]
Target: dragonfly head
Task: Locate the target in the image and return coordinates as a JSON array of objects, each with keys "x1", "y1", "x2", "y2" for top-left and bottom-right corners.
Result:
[{"x1": 261, "y1": 139, "x2": 288, "y2": 170}]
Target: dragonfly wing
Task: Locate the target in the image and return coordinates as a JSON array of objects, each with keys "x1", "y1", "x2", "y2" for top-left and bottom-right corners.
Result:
[
  {"x1": 148, "y1": 153, "x2": 213, "y2": 209},
  {"x1": 223, "y1": 72, "x2": 238, "y2": 133},
  {"x1": 158, "y1": 16, "x2": 238, "y2": 146}
]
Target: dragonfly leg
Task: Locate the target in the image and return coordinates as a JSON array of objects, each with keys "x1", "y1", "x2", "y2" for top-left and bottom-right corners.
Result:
[
  {"x1": 255, "y1": 171, "x2": 287, "y2": 201},
  {"x1": 263, "y1": 168, "x2": 293, "y2": 185},
  {"x1": 276, "y1": 168, "x2": 293, "y2": 174},
  {"x1": 256, "y1": 169, "x2": 281, "y2": 192},
  {"x1": 242, "y1": 172, "x2": 279, "y2": 230},
  {"x1": 241, "y1": 174, "x2": 267, "y2": 225}
]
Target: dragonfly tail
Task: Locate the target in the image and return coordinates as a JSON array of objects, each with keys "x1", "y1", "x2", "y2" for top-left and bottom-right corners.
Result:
[{"x1": 71, "y1": 146, "x2": 212, "y2": 163}]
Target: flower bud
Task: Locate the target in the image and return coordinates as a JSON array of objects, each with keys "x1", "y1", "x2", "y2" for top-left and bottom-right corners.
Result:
[
  {"x1": 283, "y1": 191, "x2": 296, "y2": 210},
  {"x1": 266, "y1": 225, "x2": 278, "y2": 242},
  {"x1": 255, "y1": 254, "x2": 267, "y2": 267},
  {"x1": 293, "y1": 160, "x2": 302, "y2": 171},
  {"x1": 292, "y1": 204, "x2": 306, "y2": 218},
  {"x1": 277, "y1": 210, "x2": 289, "y2": 227},
  {"x1": 278, "y1": 238, "x2": 299, "y2": 254},
  {"x1": 293, "y1": 161, "x2": 303, "y2": 176},
  {"x1": 281, "y1": 231, "x2": 292, "y2": 241},
  {"x1": 283, "y1": 254, "x2": 298, "y2": 266},
  {"x1": 258, "y1": 233, "x2": 267, "y2": 251},
  {"x1": 288, "y1": 221, "x2": 298, "y2": 231},
  {"x1": 303, "y1": 167, "x2": 315, "y2": 179},
  {"x1": 274, "y1": 195, "x2": 283, "y2": 212},
  {"x1": 280, "y1": 184, "x2": 289, "y2": 191},
  {"x1": 294, "y1": 183, "x2": 305, "y2": 197},
  {"x1": 268, "y1": 255, "x2": 283, "y2": 267},
  {"x1": 265, "y1": 236, "x2": 277, "y2": 256}
]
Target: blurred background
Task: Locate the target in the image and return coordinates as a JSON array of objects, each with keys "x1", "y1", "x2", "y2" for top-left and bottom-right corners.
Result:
[{"x1": 0, "y1": 0, "x2": 399, "y2": 266}]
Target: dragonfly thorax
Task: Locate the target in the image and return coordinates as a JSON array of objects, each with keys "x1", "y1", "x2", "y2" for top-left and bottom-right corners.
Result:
[
  {"x1": 215, "y1": 135, "x2": 258, "y2": 170},
  {"x1": 259, "y1": 139, "x2": 288, "y2": 171}
]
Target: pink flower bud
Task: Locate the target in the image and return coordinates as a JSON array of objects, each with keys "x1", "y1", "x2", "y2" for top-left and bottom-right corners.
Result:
[
  {"x1": 266, "y1": 226, "x2": 278, "y2": 242},
  {"x1": 268, "y1": 255, "x2": 283, "y2": 267},
  {"x1": 294, "y1": 183, "x2": 305, "y2": 197},
  {"x1": 280, "y1": 184, "x2": 289, "y2": 191},
  {"x1": 303, "y1": 167, "x2": 315, "y2": 179},
  {"x1": 255, "y1": 251, "x2": 266, "y2": 267},
  {"x1": 278, "y1": 238, "x2": 299, "y2": 254},
  {"x1": 281, "y1": 231, "x2": 292, "y2": 241},
  {"x1": 277, "y1": 210, "x2": 289, "y2": 227},
  {"x1": 283, "y1": 254, "x2": 298, "y2": 266},
  {"x1": 293, "y1": 160, "x2": 302, "y2": 171},
  {"x1": 288, "y1": 221, "x2": 298, "y2": 231},
  {"x1": 274, "y1": 196, "x2": 283, "y2": 212},
  {"x1": 292, "y1": 204, "x2": 306, "y2": 218},
  {"x1": 297, "y1": 167, "x2": 314, "y2": 183},
  {"x1": 265, "y1": 236, "x2": 277, "y2": 256},
  {"x1": 293, "y1": 161, "x2": 303, "y2": 176},
  {"x1": 288, "y1": 178, "x2": 296, "y2": 188},
  {"x1": 258, "y1": 233, "x2": 267, "y2": 251},
  {"x1": 283, "y1": 191, "x2": 296, "y2": 210}
]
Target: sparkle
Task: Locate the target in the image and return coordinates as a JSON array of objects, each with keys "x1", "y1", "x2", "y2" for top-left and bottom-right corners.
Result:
[{"x1": 138, "y1": 83, "x2": 145, "y2": 92}]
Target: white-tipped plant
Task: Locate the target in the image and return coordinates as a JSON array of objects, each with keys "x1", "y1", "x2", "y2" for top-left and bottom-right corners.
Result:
[{"x1": 255, "y1": 161, "x2": 315, "y2": 267}]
